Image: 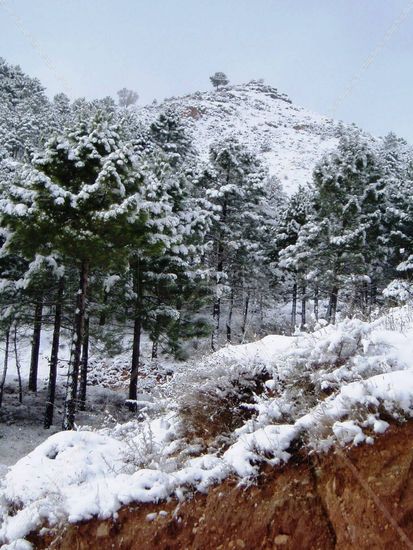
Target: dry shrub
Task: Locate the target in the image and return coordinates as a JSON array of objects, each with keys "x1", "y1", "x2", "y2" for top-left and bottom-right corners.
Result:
[{"x1": 177, "y1": 360, "x2": 270, "y2": 444}]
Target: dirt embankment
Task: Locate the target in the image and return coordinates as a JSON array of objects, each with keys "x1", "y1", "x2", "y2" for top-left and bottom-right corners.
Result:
[{"x1": 31, "y1": 422, "x2": 413, "y2": 549}]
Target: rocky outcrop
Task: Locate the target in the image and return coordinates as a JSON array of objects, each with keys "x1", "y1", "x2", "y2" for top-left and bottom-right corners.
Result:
[{"x1": 30, "y1": 422, "x2": 413, "y2": 549}]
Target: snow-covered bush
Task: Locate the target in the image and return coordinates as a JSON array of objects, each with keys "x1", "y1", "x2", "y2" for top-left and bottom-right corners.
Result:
[
  {"x1": 87, "y1": 356, "x2": 130, "y2": 389},
  {"x1": 272, "y1": 318, "x2": 401, "y2": 415},
  {"x1": 110, "y1": 415, "x2": 186, "y2": 473},
  {"x1": 175, "y1": 356, "x2": 270, "y2": 443},
  {"x1": 383, "y1": 279, "x2": 413, "y2": 305}
]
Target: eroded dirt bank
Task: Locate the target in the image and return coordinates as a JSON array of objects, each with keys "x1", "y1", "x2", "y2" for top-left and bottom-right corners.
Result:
[{"x1": 31, "y1": 422, "x2": 413, "y2": 549}]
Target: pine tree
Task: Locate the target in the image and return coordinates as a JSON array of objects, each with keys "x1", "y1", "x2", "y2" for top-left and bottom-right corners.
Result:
[
  {"x1": 199, "y1": 138, "x2": 271, "y2": 347},
  {"x1": 117, "y1": 88, "x2": 139, "y2": 108},
  {"x1": 275, "y1": 186, "x2": 314, "y2": 330},
  {"x1": 210, "y1": 72, "x2": 229, "y2": 89},
  {"x1": 0, "y1": 113, "x2": 156, "y2": 428},
  {"x1": 309, "y1": 130, "x2": 385, "y2": 321},
  {"x1": 51, "y1": 93, "x2": 72, "y2": 133},
  {"x1": 380, "y1": 133, "x2": 413, "y2": 300},
  {"x1": 149, "y1": 108, "x2": 194, "y2": 167},
  {"x1": 125, "y1": 131, "x2": 211, "y2": 399},
  {"x1": 0, "y1": 58, "x2": 51, "y2": 160}
]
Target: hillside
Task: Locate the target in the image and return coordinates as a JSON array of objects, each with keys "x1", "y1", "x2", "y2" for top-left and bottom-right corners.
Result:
[
  {"x1": 2, "y1": 59, "x2": 413, "y2": 550},
  {"x1": 27, "y1": 422, "x2": 413, "y2": 549},
  {"x1": 2, "y1": 307, "x2": 413, "y2": 548},
  {"x1": 140, "y1": 80, "x2": 347, "y2": 194}
]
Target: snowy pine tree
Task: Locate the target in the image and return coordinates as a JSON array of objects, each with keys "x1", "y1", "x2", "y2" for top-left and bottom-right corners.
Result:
[
  {"x1": 199, "y1": 138, "x2": 271, "y2": 347},
  {"x1": 0, "y1": 113, "x2": 158, "y2": 428},
  {"x1": 275, "y1": 186, "x2": 315, "y2": 330},
  {"x1": 0, "y1": 58, "x2": 51, "y2": 160},
  {"x1": 309, "y1": 130, "x2": 386, "y2": 321}
]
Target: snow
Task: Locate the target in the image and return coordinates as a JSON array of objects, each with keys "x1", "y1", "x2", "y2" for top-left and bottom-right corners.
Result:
[
  {"x1": 214, "y1": 334, "x2": 292, "y2": 366},
  {"x1": 223, "y1": 423, "x2": 299, "y2": 477},
  {"x1": 138, "y1": 81, "x2": 351, "y2": 195},
  {"x1": 2, "y1": 306, "x2": 413, "y2": 546},
  {"x1": 0, "y1": 327, "x2": 70, "y2": 385},
  {"x1": 3, "y1": 431, "x2": 124, "y2": 507},
  {"x1": 331, "y1": 421, "x2": 370, "y2": 446}
]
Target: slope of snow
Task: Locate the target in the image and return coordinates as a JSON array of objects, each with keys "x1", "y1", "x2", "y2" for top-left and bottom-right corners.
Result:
[
  {"x1": 213, "y1": 333, "x2": 292, "y2": 365},
  {"x1": 140, "y1": 81, "x2": 347, "y2": 194},
  {"x1": 2, "y1": 307, "x2": 413, "y2": 547}
]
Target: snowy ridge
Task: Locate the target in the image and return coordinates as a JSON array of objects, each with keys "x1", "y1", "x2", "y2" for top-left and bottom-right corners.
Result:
[
  {"x1": 2, "y1": 307, "x2": 413, "y2": 547},
  {"x1": 140, "y1": 81, "x2": 348, "y2": 194}
]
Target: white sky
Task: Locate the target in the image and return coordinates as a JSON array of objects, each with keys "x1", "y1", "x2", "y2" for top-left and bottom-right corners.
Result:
[{"x1": 1, "y1": 0, "x2": 413, "y2": 141}]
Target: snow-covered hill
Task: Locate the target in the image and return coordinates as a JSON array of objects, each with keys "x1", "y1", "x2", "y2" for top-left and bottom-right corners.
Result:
[{"x1": 140, "y1": 80, "x2": 345, "y2": 194}]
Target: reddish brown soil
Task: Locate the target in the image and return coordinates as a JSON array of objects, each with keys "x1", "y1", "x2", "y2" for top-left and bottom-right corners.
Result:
[{"x1": 30, "y1": 422, "x2": 413, "y2": 549}]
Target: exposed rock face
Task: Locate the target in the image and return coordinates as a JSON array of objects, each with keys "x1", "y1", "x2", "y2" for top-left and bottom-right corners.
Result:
[{"x1": 31, "y1": 422, "x2": 413, "y2": 549}]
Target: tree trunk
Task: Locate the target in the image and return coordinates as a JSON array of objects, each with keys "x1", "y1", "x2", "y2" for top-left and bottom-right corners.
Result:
[
  {"x1": 63, "y1": 260, "x2": 89, "y2": 430},
  {"x1": 327, "y1": 286, "x2": 339, "y2": 324},
  {"x1": 370, "y1": 280, "x2": 377, "y2": 307},
  {"x1": 28, "y1": 297, "x2": 44, "y2": 392},
  {"x1": 259, "y1": 293, "x2": 264, "y2": 328},
  {"x1": 300, "y1": 284, "x2": 307, "y2": 331},
  {"x1": 362, "y1": 280, "x2": 371, "y2": 317},
  {"x1": 0, "y1": 328, "x2": 10, "y2": 408},
  {"x1": 151, "y1": 335, "x2": 158, "y2": 360},
  {"x1": 211, "y1": 198, "x2": 227, "y2": 351},
  {"x1": 78, "y1": 315, "x2": 90, "y2": 411},
  {"x1": 226, "y1": 287, "x2": 234, "y2": 344},
  {"x1": 129, "y1": 266, "x2": 142, "y2": 405},
  {"x1": 44, "y1": 278, "x2": 64, "y2": 429},
  {"x1": 129, "y1": 316, "x2": 142, "y2": 406},
  {"x1": 13, "y1": 324, "x2": 23, "y2": 404},
  {"x1": 211, "y1": 296, "x2": 221, "y2": 351},
  {"x1": 314, "y1": 285, "x2": 319, "y2": 321},
  {"x1": 99, "y1": 289, "x2": 108, "y2": 326},
  {"x1": 240, "y1": 292, "x2": 250, "y2": 342},
  {"x1": 291, "y1": 281, "x2": 297, "y2": 332}
]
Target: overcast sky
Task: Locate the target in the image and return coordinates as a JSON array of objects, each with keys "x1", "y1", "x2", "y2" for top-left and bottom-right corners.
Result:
[{"x1": 1, "y1": 0, "x2": 413, "y2": 140}]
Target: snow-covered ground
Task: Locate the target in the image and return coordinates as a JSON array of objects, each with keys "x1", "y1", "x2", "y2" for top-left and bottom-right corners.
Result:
[
  {"x1": 2, "y1": 306, "x2": 413, "y2": 548},
  {"x1": 0, "y1": 328, "x2": 173, "y2": 476},
  {"x1": 0, "y1": 383, "x2": 133, "y2": 473}
]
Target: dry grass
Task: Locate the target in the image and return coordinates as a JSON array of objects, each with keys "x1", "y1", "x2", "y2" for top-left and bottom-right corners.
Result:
[{"x1": 178, "y1": 368, "x2": 269, "y2": 444}]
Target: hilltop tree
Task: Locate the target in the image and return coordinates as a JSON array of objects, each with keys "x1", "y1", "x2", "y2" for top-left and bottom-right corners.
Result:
[
  {"x1": 210, "y1": 72, "x2": 229, "y2": 90},
  {"x1": 117, "y1": 88, "x2": 139, "y2": 108}
]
